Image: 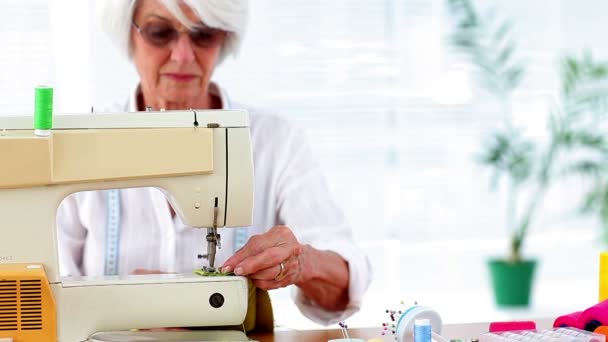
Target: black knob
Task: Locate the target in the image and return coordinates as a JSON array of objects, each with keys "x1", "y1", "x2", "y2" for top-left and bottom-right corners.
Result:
[
  {"x1": 585, "y1": 320, "x2": 602, "y2": 332},
  {"x1": 209, "y1": 293, "x2": 224, "y2": 308}
]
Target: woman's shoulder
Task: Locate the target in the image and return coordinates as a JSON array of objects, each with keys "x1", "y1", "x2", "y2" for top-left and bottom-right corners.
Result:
[
  {"x1": 231, "y1": 103, "x2": 310, "y2": 165},
  {"x1": 232, "y1": 102, "x2": 303, "y2": 140}
]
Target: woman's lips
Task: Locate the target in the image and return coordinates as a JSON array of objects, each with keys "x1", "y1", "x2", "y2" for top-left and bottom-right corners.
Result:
[{"x1": 164, "y1": 73, "x2": 197, "y2": 82}]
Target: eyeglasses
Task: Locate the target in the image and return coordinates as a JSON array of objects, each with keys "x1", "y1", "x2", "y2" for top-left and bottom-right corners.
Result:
[{"x1": 132, "y1": 21, "x2": 225, "y2": 48}]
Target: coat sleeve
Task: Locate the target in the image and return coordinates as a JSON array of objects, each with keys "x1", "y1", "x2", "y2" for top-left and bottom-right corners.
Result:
[
  {"x1": 271, "y1": 120, "x2": 372, "y2": 325},
  {"x1": 56, "y1": 193, "x2": 87, "y2": 277}
]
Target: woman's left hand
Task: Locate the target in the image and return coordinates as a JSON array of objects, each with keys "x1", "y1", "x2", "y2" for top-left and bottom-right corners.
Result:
[{"x1": 221, "y1": 225, "x2": 306, "y2": 290}]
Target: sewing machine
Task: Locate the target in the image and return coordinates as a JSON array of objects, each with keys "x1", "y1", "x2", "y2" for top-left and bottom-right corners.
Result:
[{"x1": 0, "y1": 110, "x2": 254, "y2": 341}]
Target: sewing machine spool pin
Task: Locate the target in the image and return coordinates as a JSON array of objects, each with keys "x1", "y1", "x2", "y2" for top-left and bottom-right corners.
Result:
[{"x1": 193, "y1": 111, "x2": 199, "y2": 127}]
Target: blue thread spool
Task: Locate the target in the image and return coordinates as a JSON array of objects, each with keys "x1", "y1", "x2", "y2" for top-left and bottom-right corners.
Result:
[
  {"x1": 414, "y1": 319, "x2": 432, "y2": 342},
  {"x1": 395, "y1": 305, "x2": 442, "y2": 342}
]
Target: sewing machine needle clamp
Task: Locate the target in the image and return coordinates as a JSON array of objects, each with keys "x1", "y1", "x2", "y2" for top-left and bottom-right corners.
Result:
[{"x1": 204, "y1": 197, "x2": 221, "y2": 272}]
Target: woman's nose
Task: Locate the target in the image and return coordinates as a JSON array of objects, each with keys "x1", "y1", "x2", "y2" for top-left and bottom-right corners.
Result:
[{"x1": 170, "y1": 33, "x2": 195, "y2": 63}]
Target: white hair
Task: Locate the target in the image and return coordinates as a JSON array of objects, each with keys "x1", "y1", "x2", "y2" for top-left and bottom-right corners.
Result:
[{"x1": 96, "y1": 0, "x2": 248, "y2": 62}]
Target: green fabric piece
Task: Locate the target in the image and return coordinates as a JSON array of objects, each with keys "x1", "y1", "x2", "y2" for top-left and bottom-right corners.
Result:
[
  {"x1": 243, "y1": 279, "x2": 274, "y2": 333},
  {"x1": 254, "y1": 287, "x2": 274, "y2": 332},
  {"x1": 194, "y1": 269, "x2": 235, "y2": 277}
]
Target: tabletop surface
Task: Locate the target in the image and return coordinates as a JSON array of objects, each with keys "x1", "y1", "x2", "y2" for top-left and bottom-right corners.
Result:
[{"x1": 249, "y1": 319, "x2": 554, "y2": 342}]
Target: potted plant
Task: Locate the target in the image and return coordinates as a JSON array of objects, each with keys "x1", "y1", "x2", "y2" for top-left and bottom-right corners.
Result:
[{"x1": 447, "y1": 0, "x2": 608, "y2": 306}]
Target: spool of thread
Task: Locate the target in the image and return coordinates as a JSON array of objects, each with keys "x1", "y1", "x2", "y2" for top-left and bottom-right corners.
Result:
[
  {"x1": 553, "y1": 311, "x2": 584, "y2": 329},
  {"x1": 579, "y1": 300, "x2": 608, "y2": 332},
  {"x1": 414, "y1": 319, "x2": 432, "y2": 342},
  {"x1": 34, "y1": 86, "x2": 53, "y2": 137},
  {"x1": 395, "y1": 306, "x2": 442, "y2": 342},
  {"x1": 600, "y1": 253, "x2": 608, "y2": 302}
]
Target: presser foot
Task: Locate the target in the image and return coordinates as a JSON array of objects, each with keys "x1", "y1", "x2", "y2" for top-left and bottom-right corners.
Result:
[
  {"x1": 202, "y1": 265, "x2": 216, "y2": 273},
  {"x1": 194, "y1": 267, "x2": 235, "y2": 277}
]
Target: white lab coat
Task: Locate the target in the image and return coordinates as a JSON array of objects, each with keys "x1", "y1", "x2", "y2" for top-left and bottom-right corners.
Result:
[{"x1": 56, "y1": 82, "x2": 372, "y2": 325}]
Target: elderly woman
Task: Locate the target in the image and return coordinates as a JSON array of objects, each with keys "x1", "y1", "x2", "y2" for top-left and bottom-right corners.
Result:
[{"x1": 57, "y1": 0, "x2": 371, "y2": 328}]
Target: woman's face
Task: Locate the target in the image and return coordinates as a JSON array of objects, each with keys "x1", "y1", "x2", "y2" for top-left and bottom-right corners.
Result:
[{"x1": 131, "y1": 0, "x2": 226, "y2": 110}]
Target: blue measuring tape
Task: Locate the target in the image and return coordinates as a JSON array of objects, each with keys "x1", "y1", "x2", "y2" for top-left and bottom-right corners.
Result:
[
  {"x1": 104, "y1": 189, "x2": 121, "y2": 276},
  {"x1": 233, "y1": 227, "x2": 249, "y2": 251}
]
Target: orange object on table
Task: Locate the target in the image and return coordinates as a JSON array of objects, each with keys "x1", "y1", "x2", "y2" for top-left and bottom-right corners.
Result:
[{"x1": 594, "y1": 326, "x2": 608, "y2": 337}]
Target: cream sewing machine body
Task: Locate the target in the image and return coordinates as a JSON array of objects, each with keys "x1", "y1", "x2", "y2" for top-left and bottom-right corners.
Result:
[{"x1": 0, "y1": 110, "x2": 254, "y2": 341}]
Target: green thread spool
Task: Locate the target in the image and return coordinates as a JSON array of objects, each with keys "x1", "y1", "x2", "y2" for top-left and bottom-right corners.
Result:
[{"x1": 34, "y1": 86, "x2": 53, "y2": 136}]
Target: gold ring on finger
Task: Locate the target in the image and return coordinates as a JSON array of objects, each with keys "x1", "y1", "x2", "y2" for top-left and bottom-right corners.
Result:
[{"x1": 274, "y1": 262, "x2": 287, "y2": 281}]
